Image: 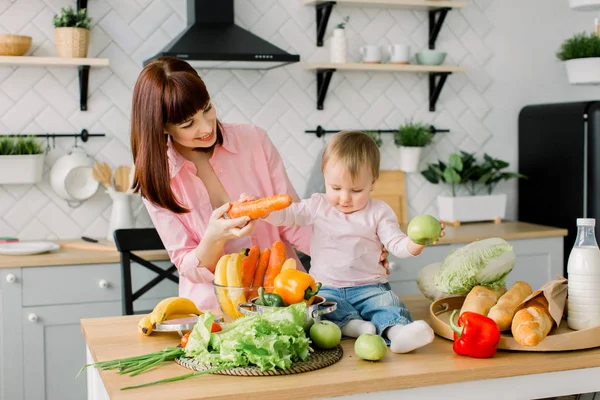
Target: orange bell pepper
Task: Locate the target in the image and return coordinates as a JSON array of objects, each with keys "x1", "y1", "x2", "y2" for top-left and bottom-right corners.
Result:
[{"x1": 273, "y1": 269, "x2": 322, "y2": 306}]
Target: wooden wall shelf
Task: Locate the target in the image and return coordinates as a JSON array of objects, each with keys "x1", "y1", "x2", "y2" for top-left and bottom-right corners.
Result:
[
  {"x1": 0, "y1": 56, "x2": 110, "y2": 111},
  {"x1": 304, "y1": 63, "x2": 466, "y2": 111},
  {"x1": 0, "y1": 56, "x2": 108, "y2": 67},
  {"x1": 303, "y1": 0, "x2": 466, "y2": 9},
  {"x1": 0, "y1": 0, "x2": 108, "y2": 111},
  {"x1": 304, "y1": 0, "x2": 466, "y2": 47}
]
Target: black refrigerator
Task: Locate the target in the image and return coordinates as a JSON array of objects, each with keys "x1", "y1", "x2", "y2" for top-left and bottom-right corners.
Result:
[{"x1": 518, "y1": 100, "x2": 600, "y2": 276}]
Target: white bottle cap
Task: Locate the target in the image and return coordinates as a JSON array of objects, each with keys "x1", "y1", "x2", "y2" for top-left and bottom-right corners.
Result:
[{"x1": 577, "y1": 218, "x2": 596, "y2": 226}]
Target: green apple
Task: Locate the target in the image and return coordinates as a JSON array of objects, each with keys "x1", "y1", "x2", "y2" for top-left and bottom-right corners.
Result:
[
  {"x1": 354, "y1": 333, "x2": 387, "y2": 361},
  {"x1": 310, "y1": 320, "x2": 342, "y2": 349},
  {"x1": 407, "y1": 214, "x2": 442, "y2": 245}
]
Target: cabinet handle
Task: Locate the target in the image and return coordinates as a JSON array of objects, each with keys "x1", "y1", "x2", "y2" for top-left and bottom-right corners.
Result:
[
  {"x1": 98, "y1": 279, "x2": 109, "y2": 289},
  {"x1": 28, "y1": 313, "x2": 38, "y2": 323},
  {"x1": 388, "y1": 261, "x2": 397, "y2": 271},
  {"x1": 5, "y1": 273, "x2": 16, "y2": 283}
]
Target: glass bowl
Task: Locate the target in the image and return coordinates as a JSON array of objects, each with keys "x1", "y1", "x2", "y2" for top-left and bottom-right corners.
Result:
[{"x1": 212, "y1": 282, "x2": 274, "y2": 321}]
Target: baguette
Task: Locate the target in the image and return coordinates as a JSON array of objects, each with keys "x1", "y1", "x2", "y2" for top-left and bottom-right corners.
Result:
[
  {"x1": 511, "y1": 295, "x2": 554, "y2": 346},
  {"x1": 460, "y1": 285, "x2": 506, "y2": 317},
  {"x1": 487, "y1": 281, "x2": 533, "y2": 331}
]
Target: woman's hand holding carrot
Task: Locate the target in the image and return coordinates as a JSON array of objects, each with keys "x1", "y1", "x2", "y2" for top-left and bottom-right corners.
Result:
[
  {"x1": 204, "y1": 202, "x2": 258, "y2": 242},
  {"x1": 194, "y1": 202, "x2": 258, "y2": 272}
]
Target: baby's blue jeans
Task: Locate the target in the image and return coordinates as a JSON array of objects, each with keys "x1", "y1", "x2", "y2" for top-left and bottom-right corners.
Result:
[{"x1": 319, "y1": 283, "x2": 413, "y2": 344}]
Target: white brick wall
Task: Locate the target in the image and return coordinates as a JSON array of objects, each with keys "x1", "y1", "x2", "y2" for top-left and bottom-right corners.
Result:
[{"x1": 0, "y1": 0, "x2": 593, "y2": 240}]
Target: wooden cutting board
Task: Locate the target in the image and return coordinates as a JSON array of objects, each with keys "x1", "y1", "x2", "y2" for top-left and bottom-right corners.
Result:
[
  {"x1": 59, "y1": 240, "x2": 117, "y2": 252},
  {"x1": 371, "y1": 170, "x2": 407, "y2": 225}
]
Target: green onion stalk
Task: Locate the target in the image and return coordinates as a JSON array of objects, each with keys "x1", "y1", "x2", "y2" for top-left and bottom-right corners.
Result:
[
  {"x1": 77, "y1": 347, "x2": 184, "y2": 378},
  {"x1": 77, "y1": 347, "x2": 229, "y2": 391}
]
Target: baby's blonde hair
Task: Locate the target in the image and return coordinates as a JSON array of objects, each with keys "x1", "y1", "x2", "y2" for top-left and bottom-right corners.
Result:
[{"x1": 321, "y1": 130, "x2": 380, "y2": 181}]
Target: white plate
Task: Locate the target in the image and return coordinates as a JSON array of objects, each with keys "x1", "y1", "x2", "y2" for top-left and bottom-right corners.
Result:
[{"x1": 0, "y1": 241, "x2": 60, "y2": 256}]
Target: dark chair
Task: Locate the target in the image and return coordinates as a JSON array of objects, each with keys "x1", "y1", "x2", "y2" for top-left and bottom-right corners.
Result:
[
  {"x1": 296, "y1": 250, "x2": 311, "y2": 272},
  {"x1": 113, "y1": 228, "x2": 179, "y2": 315}
]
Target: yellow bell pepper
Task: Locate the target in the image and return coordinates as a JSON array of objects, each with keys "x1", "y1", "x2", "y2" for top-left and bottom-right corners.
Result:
[{"x1": 273, "y1": 269, "x2": 322, "y2": 306}]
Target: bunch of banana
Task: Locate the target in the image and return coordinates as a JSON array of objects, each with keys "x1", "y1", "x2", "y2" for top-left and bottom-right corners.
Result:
[
  {"x1": 214, "y1": 252, "x2": 247, "y2": 320},
  {"x1": 137, "y1": 297, "x2": 202, "y2": 336}
]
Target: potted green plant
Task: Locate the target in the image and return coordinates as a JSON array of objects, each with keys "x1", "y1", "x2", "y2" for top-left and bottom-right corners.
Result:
[
  {"x1": 53, "y1": 6, "x2": 92, "y2": 58},
  {"x1": 363, "y1": 130, "x2": 383, "y2": 148},
  {"x1": 556, "y1": 32, "x2": 600, "y2": 84},
  {"x1": 394, "y1": 121, "x2": 434, "y2": 173},
  {"x1": 0, "y1": 136, "x2": 45, "y2": 184},
  {"x1": 421, "y1": 152, "x2": 526, "y2": 223}
]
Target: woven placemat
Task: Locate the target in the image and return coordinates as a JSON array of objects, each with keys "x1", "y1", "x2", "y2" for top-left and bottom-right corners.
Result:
[{"x1": 175, "y1": 345, "x2": 343, "y2": 376}]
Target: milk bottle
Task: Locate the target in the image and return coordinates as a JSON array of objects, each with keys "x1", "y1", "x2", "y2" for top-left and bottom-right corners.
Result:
[{"x1": 567, "y1": 218, "x2": 600, "y2": 330}]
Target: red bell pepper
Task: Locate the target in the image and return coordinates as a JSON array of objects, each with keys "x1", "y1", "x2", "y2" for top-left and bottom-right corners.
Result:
[{"x1": 449, "y1": 309, "x2": 501, "y2": 358}]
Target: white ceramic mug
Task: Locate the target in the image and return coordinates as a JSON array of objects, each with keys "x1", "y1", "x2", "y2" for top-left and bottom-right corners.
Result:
[
  {"x1": 388, "y1": 44, "x2": 411, "y2": 64},
  {"x1": 360, "y1": 45, "x2": 382, "y2": 63}
]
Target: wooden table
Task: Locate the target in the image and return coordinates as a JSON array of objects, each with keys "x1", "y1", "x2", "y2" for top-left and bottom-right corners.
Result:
[{"x1": 81, "y1": 295, "x2": 600, "y2": 400}]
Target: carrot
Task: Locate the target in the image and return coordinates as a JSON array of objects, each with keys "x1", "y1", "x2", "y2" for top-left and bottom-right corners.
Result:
[
  {"x1": 263, "y1": 241, "x2": 287, "y2": 291},
  {"x1": 241, "y1": 245, "x2": 260, "y2": 288},
  {"x1": 227, "y1": 194, "x2": 292, "y2": 220},
  {"x1": 250, "y1": 248, "x2": 271, "y2": 298}
]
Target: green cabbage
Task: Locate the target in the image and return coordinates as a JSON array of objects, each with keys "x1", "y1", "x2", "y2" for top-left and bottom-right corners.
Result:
[
  {"x1": 416, "y1": 262, "x2": 468, "y2": 301},
  {"x1": 434, "y1": 237, "x2": 515, "y2": 294},
  {"x1": 184, "y1": 302, "x2": 310, "y2": 371}
]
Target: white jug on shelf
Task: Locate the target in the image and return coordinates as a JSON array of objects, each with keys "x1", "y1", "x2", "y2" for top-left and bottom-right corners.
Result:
[
  {"x1": 330, "y1": 28, "x2": 347, "y2": 64},
  {"x1": 106, "y1": 188, "x2": 135, "y2": 242}
]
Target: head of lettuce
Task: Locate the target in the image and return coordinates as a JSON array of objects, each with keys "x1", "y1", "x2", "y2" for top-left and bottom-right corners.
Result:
[
  {"x1": 183, "y1": 302, "x2": 311, "y2": 372},
  {"x1": 417, "y1": 238, "x2": 516, "y2": 300}
]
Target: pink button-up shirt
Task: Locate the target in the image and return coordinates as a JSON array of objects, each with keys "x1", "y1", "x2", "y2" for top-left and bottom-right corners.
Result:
[
  {"x1": 143, "y1": 123, "x2": 311, "y2": 311},
  {"x1": 265, "y1": 194, "x2": 415, "y2": 287}
]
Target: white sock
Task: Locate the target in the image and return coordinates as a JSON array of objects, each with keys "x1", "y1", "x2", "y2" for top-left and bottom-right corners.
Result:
[
  {"x1": 387, "y1": 320, "x2": 434, "y2": 353},
  {"x1": 341, "y1": 319, "x2": 376, "y2": 338}
]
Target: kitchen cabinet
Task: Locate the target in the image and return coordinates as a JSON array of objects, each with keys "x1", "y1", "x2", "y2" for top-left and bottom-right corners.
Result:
[
  {"x1": 0, "y1": 261, "x2": 178, "y2": 400},
  {"x1": 0, "y1": 268, "x2": 24, "y2": 400},
  {"x1": 22, "y1": 302, "x2": 121, "y2": 400},
  {"x1": 389, "y1": 236, "x2": 564, "y2": 296}
]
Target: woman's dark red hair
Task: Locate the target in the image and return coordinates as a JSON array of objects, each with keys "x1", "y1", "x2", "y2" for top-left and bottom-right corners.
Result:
[{"x1": 130, "y1": 57, "x2": 223, "y2": 213}]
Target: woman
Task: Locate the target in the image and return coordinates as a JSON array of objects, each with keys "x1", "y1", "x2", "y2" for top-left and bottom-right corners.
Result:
[{"x1": 130, "y1": 57, "x2": 311, "y2": 311}]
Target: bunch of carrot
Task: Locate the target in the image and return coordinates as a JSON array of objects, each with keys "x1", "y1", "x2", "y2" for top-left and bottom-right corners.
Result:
[{"x1": 241, "y1": 240, "x2": 296, "y2": 298}]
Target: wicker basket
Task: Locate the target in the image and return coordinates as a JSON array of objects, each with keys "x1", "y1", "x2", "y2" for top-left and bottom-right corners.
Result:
[
  {"x1": 54, "y1": 27, "x2": 89, "y2": 58},
  {"x1": 0, "y1": 34, "x2": 32, "y2": 56}
]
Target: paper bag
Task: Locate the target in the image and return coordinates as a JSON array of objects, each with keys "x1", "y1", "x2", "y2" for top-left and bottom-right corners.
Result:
[{"x1": 513, "y1": 276, "x2": 568, "y2": 330}]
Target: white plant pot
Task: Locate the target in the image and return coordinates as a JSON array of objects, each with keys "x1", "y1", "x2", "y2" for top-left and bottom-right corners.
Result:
[
  {"x1": 330, "y1": 28, "x2": 347, "y2": 64},
  {"x1": 437, "y1": 194, "x2": 507, "y2": 223},
  {"x1": 569, "y1": 0, "x2": 600, "y2": 10},
  {"x1": 399, "y1": 146, "x2": 422, "y2": 173},
  {"x1": 565, "y1": 58, "x2": 600, "y2": 85},
  {"x1": 0, "y1": 154, "x2": 44, "y2": 184}
]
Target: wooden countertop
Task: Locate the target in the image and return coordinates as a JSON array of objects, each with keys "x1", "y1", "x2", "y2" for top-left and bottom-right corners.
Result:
[
  {"x1": 432, "y1": 221, "x2": 568, "y2": 245},
  {"x1": 0, "y1": 222, "x2": 566, "y2": 269},
  {"x1": 0, "y1": 239, "x2": 169, "y2": 268},
  {"x1": 80, "y1": 294, "x2": 600, "y2": 400}
]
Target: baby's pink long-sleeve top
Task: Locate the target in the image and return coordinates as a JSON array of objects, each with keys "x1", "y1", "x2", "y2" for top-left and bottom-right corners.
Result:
[
  {"x1": 143, "y1": 123, "x2": 311, "y2": 311},
  {"x1": 265, "y1": 194, "x2": 415, "y2": 287}
]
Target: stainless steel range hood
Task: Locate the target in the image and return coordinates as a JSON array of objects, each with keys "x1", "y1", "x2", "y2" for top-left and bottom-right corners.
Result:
[{"x1": 144, "y1": 0, "x2": 300, "y2": 70}]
